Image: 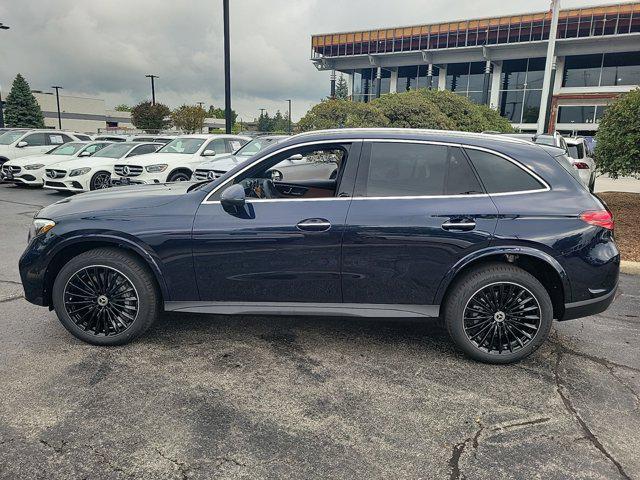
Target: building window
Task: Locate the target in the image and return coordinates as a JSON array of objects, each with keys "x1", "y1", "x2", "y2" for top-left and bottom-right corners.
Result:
[
  {"x1": 557, "y1": 105, "x2": 609, "y2": 124},
  {"x1": 563, "y1": 52, "x2": 640, "y2": 87},
  {"x1": 352, "y1": 68, "x2": 392, "y2": 102},
  {"x1": 499, "y1": 58, "x2": 545, "y2": 123},
  {"x1": 397, "y1": 65, "x2": 440, "y2": 92},
  {"x1": 445, "y1": 62, "x2": 488, "y2": 103}
]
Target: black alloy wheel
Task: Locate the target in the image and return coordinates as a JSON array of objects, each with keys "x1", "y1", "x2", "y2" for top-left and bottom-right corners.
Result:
[
  {"x1": 91, "y1": 172, "x2": 111, "y2": 190},
  {"x1": 463, "y1": 282, "x2": 541, "y2": 355},
  {"x1": 63, "y1": 266, "x2": 139, "y2": 337}
]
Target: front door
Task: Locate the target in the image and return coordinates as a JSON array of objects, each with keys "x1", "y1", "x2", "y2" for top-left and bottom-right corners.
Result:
[
  {"x1": 342, "y1": 141, "x2": 498, "y2": 306},
  {"x1": 192, "y1": 141, "x2": 360, "y2": 303}
]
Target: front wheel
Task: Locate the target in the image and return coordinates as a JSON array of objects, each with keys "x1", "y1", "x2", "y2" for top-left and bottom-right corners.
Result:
[
  {"x1": 443, "y1": 263, "x2": 553, "y2": 364},
  {"x1": 90, "y1": 171, "x2": 111, "y2": 190},
  {"x1": 52, "y1": 248, "x2": 160, "y2": 345},
  {"x1": 167, "y1": 171, "x2": 191, "y2": 182}
]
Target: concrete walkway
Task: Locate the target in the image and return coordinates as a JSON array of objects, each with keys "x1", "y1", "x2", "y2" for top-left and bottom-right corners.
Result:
[{"x1": 595, "y1": 174, "x2": 640, "y2": 193}]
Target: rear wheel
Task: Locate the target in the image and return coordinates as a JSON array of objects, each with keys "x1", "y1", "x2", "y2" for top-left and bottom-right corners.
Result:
[
  {"x1": 90, "y1": 171, "x2": 111, "y2": 190},
  {"x1": 52, "y1": 248, "x2": 160, "y2": 345},
  {"x1": 443, "y1": 263, "x2": 553, "y2": 364}
]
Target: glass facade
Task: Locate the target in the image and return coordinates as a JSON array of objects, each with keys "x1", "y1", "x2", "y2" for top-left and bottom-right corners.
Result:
[
  {"x1": 499, "y1": 58, "x2": 545, "y2": 123},
  {"x1": 397, "y1": 65, "x2": 440, "y2": 92},
  {"x1": 563, "y1": 51, "x2": 640, "y2": 87},
  {"x1": 445, "y1": 62, "x2": 488, "y2": 103},
  {"x1": 557, "y1": 105, "x2": 609, "y2": 124},
  {"x1": 312, "y1": 3, "x2": 640, "y2": 58},
  {"x1": 351, "y1": 68, "x2": 391, "y2": 102}
]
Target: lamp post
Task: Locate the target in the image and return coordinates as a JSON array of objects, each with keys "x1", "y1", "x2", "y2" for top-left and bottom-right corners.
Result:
[
  {"x1": 285, "y1": 99, "x2": 292, "y2": 134},
  {"x1": 51, "y1": 86, "x2": 63, "y2": 129},
  {"x1": 0, "y1": 24, "x2": 9, "y2": 128},
  {"x1": 145, "y1": 74, "x2": 159, "y2": 105},
  {"x1": 223, "y1": 0, "x2": 232, "y2": 134},
  {"x1": 537, "y1": 0, "x2": 561, "y2": 134}
]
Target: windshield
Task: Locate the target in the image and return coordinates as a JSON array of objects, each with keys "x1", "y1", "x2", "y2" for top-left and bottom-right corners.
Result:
[
  {"x1": 158, "y1": 138, "x2": 205, "y2": 154},
  {"x1": 91, "y1": 143, "x2": 134, "y2": 159},
  {"x1": 0, "y1": 131, "x2": 25, "y2": 145},
  {"x1": 48, "y1": 142, "x2": 85, "y2": 155},
  {"x1": 567, "y1": 143, "x2": 584, "y2": 160},
  {"x1": 236, "y1": 137, "x2": 280, "y2": 156}
]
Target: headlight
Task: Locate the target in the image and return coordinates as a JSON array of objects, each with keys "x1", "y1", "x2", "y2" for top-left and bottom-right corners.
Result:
[
  {"x1": 24, "y1": 164, "x2": 45, "y2": 170},
  {"x1": 69, "y1": 167, "x2": 91, "y2": 177},
  {"x1": 145, "y1": 164, "x2": 168, "y2": 173},
  {"x1": 28, "y1": 218, "x2": 55, "y2": 241}
]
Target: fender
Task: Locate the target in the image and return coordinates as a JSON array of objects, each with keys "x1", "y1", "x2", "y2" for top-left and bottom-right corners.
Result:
[
  {"x1": 47, "y1": 232, "x2": 170, "y2": 301},
  {"x1": 434, "y1": 245, "x2": 572, "y2": 305}
]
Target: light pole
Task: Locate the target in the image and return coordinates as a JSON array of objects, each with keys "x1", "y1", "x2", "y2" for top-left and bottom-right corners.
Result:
[
  {"x1": 537, "y1": 0, "x2": 560, "y2": 134},
  {"x1": 145, "y1": 74, "x2": 159, "y2": 105},
  {"x1": 51, "y1": 86, "x2": 63, "y2": 129},
  {"x1": 285, "y1": 99, "x2": 292, "y2": 134},
  {"x1": 0, "y1": 24, "x2": 9, "y2": 128},
  {"x1": 223, "y1": 0, "x2": 232, "y2": 134}
]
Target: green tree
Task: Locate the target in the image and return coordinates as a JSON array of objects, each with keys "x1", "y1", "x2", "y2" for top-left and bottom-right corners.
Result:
[
  {"x1": 171, "y1": 105, "x2": 207, "y2": 133},
  {"x1": 335, "y1": 74, "x2": 349, "y2": 100},
  {"x1": 114, "y1": 104, "x2": 132, "y2": 112},
  {"x1": 595, "y1": 88, "x2": 640, "y2": 178},
  {"x1": 207, "y1": 105, "x2": 237, "y2": 125},
  {"x1": 297, "y1": 99, "x2": 388, "y2": 132},
  {"x1": 131, "y1": 101, "x2": 171, "y2": 133},
  {"x1": 372, "y1": 90, "x2": 455, "y2": 130},
  {"x1": 3, "y1": 74, "x2": 45, "y2": 128},
  {"x1": 257, "y1": 111, "x2": 273, "y2": 132}
]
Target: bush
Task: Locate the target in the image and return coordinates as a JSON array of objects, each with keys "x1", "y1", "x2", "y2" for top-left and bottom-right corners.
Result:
[
  {"x1": 297, "y1": 99, "x2": 387, "y2": 131},
  {"x1": 371, "y1": 90, "x2": 455, "y2": 130},
  {"x1": 131, "y1": 101, "x2": 172, "y2": 133},
  {"x1": 595, "y1": 88, "x2": 640, "y2": 179}
]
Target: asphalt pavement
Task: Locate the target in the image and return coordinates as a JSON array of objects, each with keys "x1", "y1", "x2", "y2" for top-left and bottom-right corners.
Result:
[{"x1": 0, "y1": 183, "x2": 639, "y2": 480}]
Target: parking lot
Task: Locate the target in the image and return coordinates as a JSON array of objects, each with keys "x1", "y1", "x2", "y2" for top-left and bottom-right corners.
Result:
[{"x1": 0, "y1": 183, "x2": 639, "y2": 479}]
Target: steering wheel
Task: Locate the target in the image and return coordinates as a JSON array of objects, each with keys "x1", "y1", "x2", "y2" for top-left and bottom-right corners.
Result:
[{"x1": 238, "y1": 178, "x2": 281, "y2": 199}]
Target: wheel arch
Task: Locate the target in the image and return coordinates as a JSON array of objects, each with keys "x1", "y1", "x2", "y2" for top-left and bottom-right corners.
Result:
[
  {"x1": 43, "y1": 235, "x2": 169, "y2": 307},
  {"x1": 436, "y1": 247, "x2": 570, "y2": 320},
  {"x1": 167, "y1": 167, "x2": 193, "y2": 181}
]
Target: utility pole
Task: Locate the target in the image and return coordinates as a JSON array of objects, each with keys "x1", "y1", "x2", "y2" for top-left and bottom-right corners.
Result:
[
  {"x1": 196, "y1": 102, "x2": 205, "y2": 109},
  {"x1": 51, "y1": 86, "x2": 63, "y2": 129},
  {"x1": 537, "y1": 0, "x2": 560, "y2": 134},
  {"x1": 0, "y1": 25, "x2": 10, "y2": 128},
  {"x1": 223, "y1": 0, "x2": 232, "y2": 134},
  {"x1": 145, "y1": 74, "x2": 159, "y2": 105},
  {"x1": 286, "y1": 99, "x2": 292, "y2": 135}
]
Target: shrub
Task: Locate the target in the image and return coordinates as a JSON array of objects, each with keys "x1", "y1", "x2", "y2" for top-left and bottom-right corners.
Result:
[
  {"x1": 371, "y1": 90, "x2": 455, "y2": 130},
  {"x1": 595, "y1": 88, "x2": 640, "y2": 179},
  {"x1": 297, "y1": 99, "x2": 387, "y2": 131},
  {"x1": 131, "y1": 101, "x2": 172, "y2": 133}
]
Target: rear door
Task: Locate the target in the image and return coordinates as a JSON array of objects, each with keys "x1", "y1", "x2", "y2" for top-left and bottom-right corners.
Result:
[{"x1": 342, "y1": 141, "x2": 498, "y2": 306}]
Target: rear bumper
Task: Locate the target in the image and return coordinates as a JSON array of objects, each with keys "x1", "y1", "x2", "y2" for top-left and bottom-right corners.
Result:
[{"x1": 561, "y1": 281, "x2": 618, "y2": 321}]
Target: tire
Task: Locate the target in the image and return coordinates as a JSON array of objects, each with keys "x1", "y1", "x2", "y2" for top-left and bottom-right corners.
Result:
[
  {"x1": 443, "y1": 263, "x2": 553, "y2": 364},
  {"x1": 588, "y1": 175, "x2": 596, "y2": 192},
  {"x1": 167, "y1": 171, "x2": 191, "y2": 182},
  {"x1": 52, "y1": 248, "x2": 161, "y2": 346},
  {"x1": 90, "y1": 171, "x2": 111, "y2": 190}
]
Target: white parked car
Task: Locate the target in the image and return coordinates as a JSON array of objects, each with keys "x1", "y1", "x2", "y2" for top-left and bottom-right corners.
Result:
[
  {"x1": 0, "y1": 129, "x2": 89, "y2": 166},
  {"x1": 1, "y1": 141, "x2": 113, "y2": 187},
  {"x1": 43, "y1": 142, "x2": 162, "y2": 192},
  {"x1": 111, "y1": 134, "x2": 250, "y2": 185},
  {"x1": 565, "y1": 137, "x2": 596, "y2": 191},
  {"x1": 192, "y1": 135, "x2": 289, "y2": 181}
]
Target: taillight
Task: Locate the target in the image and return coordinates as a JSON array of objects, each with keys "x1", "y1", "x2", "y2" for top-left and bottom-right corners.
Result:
[
  {"x1": 580, "y1": 210, "x2": 614, "y2": 230},
  {"x1": 574, "y1": 162, "x2": 590, "y2": 169}
]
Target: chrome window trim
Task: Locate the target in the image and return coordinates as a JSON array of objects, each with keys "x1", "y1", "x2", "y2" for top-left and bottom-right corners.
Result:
[{"x1": 201, "y1": 138, "x2": 550, "y2": 205}]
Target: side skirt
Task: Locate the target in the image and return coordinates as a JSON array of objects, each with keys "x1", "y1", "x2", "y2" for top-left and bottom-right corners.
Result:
[{"x1": 164, "y1": 301, "x2": 440, "y2": 318}]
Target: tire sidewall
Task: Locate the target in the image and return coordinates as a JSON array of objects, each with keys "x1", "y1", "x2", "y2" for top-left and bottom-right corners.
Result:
[
  {"x1": 52, "y1": 251, "x2": 157, "y2": 345},
  {"x1": 445, "y1": 265, "x2": 553, "y2": 364},
  {"x1": 168, "y1": 171, "x2": 190, "y2": 182}
]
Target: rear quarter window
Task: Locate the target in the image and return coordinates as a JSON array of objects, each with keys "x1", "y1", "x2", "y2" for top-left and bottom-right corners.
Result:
[{"x1": 465, "y1": 148, "x2": 545, "y2": 194}]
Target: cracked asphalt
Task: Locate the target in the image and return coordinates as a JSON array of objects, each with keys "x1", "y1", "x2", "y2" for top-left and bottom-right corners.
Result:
[{"x1": 1, "y1": 183, "x2": 639, "y2": 480}]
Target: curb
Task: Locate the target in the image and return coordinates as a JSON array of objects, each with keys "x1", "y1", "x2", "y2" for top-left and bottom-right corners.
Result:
[{"x1": 621, "y1": 260, "x2": 640, "y2": 275}]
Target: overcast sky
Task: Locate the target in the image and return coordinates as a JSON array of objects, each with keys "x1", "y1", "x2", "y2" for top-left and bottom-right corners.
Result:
[{"x1": 0, "y1": 0, "x2": 626, "y2": 121}]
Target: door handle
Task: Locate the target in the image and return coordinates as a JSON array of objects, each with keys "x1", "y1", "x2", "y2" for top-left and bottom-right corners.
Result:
[
  {"x1": 297, "y1": 218, "x2": 331, "y2": 232},
  {"x1": 441, "y1": 219, "x2": 476, "y2": 231}
]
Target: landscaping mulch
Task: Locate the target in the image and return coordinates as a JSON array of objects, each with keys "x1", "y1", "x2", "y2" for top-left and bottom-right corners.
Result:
[{"x1": 598, "y1": 192, "x2": 640, "y2": 262}]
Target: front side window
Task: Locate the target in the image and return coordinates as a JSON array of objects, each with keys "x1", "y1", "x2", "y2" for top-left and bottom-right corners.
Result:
[
  {"x1": 0, "y1": 131, "x2": 26, "y2": 145},
  {"x1": 158, "y1": 138, "x2": 205, "y2": 154},
  {"x1": 22, "y1": 133, "x2": 47, "y2": 146},
  {"x1": 465, "y1": 148, "x2": 544, "y2": 193},
  {"x1": 204, "y1": 138, "x2": 227, "y2": 155},
  {"x1": 363, "y1": 143, "x2": 482, "y2": 197}
]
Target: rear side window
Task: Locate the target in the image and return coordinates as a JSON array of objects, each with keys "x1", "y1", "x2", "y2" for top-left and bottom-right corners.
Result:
[
  {"x1": 465, "y1": 148, "x2": 544, "y2": 193},
  {"x1": 364, "y1": 143, "x2": 482, "y2": 197}
]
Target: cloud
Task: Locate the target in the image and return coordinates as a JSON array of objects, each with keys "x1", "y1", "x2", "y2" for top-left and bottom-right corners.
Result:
[{"x1": 0, "y1": 0, "x2": 620, "y2": 120}]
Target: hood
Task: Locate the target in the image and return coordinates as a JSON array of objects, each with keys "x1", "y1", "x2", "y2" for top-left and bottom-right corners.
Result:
[
  {"x1": 196, "y1": 154, "x2": 249, "y2": 171},
  {"x1": 8, "y1": 154, "x2": 75, "y2": 167},
  {"x1": 117, "y1": 152, "x2": 193, "y2": 166},
  {"x1": 47, "y1": 157, "x2": 115, "y2": 171},
  {"x1": 37, "y1": 182, "x2": 195, "y2": 220}
]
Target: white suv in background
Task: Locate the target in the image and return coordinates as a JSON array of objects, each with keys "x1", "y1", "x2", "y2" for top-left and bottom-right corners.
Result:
[
  {"x1": 44, "y1": 142, "x2": 162, "y2": 192},
  {"x1": 565, "y1": 137, "x2": 596, "y2": 191},
  {"x1": 1, "y1": 141, "x2": 112, "y2": 187},
  {"x1": 110, "y1": 134, "x2": 250, "y2": 185},
  {"x1": 0, "y1": 129, "x2": 85, "y2": 165}
]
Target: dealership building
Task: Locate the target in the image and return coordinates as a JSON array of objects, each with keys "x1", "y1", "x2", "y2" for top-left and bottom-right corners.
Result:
[{"x1": 311, "y1": 1, "x2": 640, "y2": 134}]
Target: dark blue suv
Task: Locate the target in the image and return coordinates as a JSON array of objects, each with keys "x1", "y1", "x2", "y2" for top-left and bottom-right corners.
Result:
[{"x1": 19, "y1": 129, "x2": 619, "y2": 363}]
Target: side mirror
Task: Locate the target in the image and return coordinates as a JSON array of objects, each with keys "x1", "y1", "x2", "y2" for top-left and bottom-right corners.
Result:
[
  {"x1": 220, "y1": 184, "x2": 246, "y2": 213},
  {"x1": 79, "y1": 151, "x2": 92, "y2": 157},
  {"x1": 202, "y1": 149, "x2": 216, "y2": 157},
  {"x1": 16, "y1": 141, "x2": 28, "y2": 148}
]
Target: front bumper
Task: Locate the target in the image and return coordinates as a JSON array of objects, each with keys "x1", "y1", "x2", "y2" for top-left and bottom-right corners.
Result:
[
  {"x1": 43, "y1": 179, "x2": 86, "y2": 192},
  {"x1": 111, "y1": 172, "x2": 165, "y2": 186}
]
